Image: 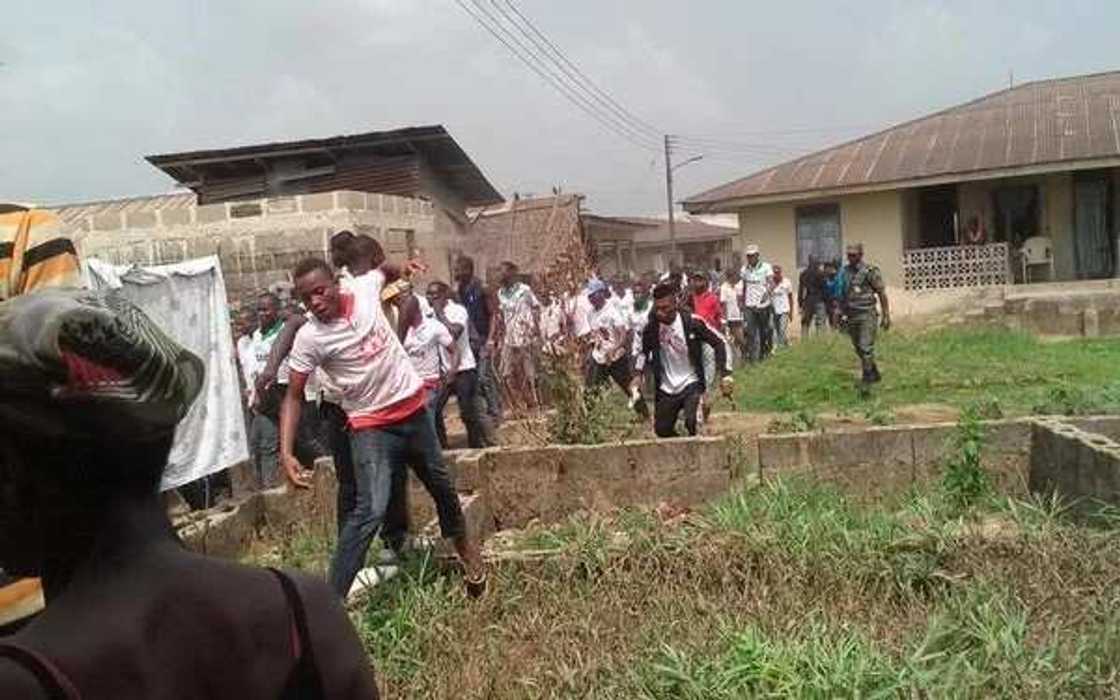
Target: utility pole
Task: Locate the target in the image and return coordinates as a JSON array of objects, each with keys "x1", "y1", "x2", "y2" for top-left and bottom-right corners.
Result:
[
  {"x1": 664, "y1": 134, "x2": 677, "y2": 266},
  {"x1": 663, "y1": 135, "x2": 703, "y2": 268}
]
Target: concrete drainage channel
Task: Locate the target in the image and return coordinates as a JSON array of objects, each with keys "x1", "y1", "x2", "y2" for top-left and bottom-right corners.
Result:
[{"x1": 176, "y1": 415, "x2": 1120, "y2": 561}]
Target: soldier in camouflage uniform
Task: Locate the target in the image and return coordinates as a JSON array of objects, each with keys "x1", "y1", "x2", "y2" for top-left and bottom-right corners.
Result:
[{"x1": 841, "y1": 243, "x2": 890, "y2": 384}]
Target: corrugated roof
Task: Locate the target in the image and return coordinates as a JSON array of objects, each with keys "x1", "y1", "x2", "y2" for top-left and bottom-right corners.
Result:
[
  {"x1": 48, "y1": 193, "x2": 195, "y2": 224},
  {"x1": 585, "y1": 215, "x2": 735, "y2": 244},
  {"x1": 685, "y1": 70, "x2": 1120, "y2": 212},
  {"x1": 146, "y1": 125, "x2": 503, "y2": 207}
]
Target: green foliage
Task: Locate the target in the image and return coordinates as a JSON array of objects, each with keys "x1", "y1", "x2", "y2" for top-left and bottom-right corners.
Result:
[
  {"x1": 270, "y1": 476, "x2": 1120, "y2": 697},
  {"x1": 861, "y1": 398, "x2": 895, "y2": 425},
  {"x1": 710, "y1": 478, "x2": 952, "y2": 599},
  {"x1": 634, "y1": 625, "x2": 900, "y2": 699},
  {"x1": 766, "y1": 409, "x2": 818, "y2": 433},
  {"x1": 633, "y1": 586, "x2": 1120, "y2": 698},
  {"x1": 546, "y1": 371, "x2": 609, "y2": 445},
  {"x1": 353, "y1": 551, "x2": 466, "y2": 682},
  {"x1": 1031, "y1": 380, "x2": 1120, "y2": 416},
  {"x1": 941, "y1": 405, "x2": 992, "y2": 508},
  {"x1": 544, "y1": 359, "x2": 638, "y2": 445}
]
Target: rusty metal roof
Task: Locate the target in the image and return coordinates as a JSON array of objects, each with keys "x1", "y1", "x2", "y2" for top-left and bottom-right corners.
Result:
[
  {"x1": 585, "y1": 215, "x2": 735, "y2": 244},
  {"x1": 146, "y1": 125, "x2": 503, "y2": 207},
  {"x1": 685, "y1": 70, "x2": 1120, "y2": 212},
  {"x1": 48, "y1": 193, "x2": 195, "y2": 225}
]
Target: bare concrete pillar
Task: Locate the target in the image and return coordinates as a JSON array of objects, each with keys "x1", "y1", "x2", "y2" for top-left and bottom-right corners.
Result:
[{"x1": 1083, "y1": 308, "x2": 1100, "y2": 337}]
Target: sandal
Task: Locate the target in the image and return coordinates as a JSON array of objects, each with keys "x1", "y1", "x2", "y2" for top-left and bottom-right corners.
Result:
[{"x1": 464, "y1": 571, "x2": 487, "y2": 599}]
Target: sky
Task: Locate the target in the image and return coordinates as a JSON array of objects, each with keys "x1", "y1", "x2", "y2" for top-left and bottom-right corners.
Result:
[{"x1": 2, "y1": 0, "x2": 1118, "y2": 216}]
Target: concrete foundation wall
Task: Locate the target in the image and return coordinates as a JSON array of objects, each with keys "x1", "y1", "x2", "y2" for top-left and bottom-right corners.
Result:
[
  {"x1": 758, "y1": 416, "x2": 1120, "y2": 498},
  {"x1": 1029, "y1": 418, "x2": 1120, "y2": 513},
  {"x1": 477, "y1": 437, "x2": 731, "y2": 529},
  {"x1": 180, "y1": 436, "x2": 734, "y2": 560}
]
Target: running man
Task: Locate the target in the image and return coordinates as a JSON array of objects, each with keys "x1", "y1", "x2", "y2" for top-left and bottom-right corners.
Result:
[
  {"x1": 634, "y1": 281, "x2": 733, "y2": 437},
  {"x1": 279, "y1": 258, "x2": 485, "y2": 599}
]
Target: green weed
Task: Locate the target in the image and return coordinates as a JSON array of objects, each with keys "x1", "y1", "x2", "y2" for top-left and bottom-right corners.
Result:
[
  {"x1": 766, "y1": 409, "x2": 818, "y2": 433},
  {"x1": 940, "y1": 405, "x2": 992, "y2": 508}
]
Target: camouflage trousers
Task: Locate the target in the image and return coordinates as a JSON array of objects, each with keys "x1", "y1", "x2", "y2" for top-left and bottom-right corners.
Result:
[{"x1": 847, "y1": 311, "x2": 878, "y2": 371}]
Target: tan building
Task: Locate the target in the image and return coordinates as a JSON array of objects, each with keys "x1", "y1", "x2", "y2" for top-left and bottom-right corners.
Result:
[
  {"x1": 684, "y1": 70, "x2": 1120, "y2": 315},
  {"x1": 60, "y1": 126, "x2": 502, "y2": 304},
  {"x1": 585, "y1": 215, "x2": 737, "y2": 276}
]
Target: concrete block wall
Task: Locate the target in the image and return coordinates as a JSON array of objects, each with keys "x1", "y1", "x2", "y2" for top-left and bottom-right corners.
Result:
[
  {"x1": 177, "y1": 437, "x2": 735, "y2": 561},
  {"x1": 475, "y1": 437, "x2": 731, "y2": 529},
  {"x1": 69, "y1": 191, "x2": 436, "y2": 307},
  {"x1": 760, "y1": 417, "x2": 1094, "y2": 497},
  {"x1": 1029, "y1": 419, "x2": 1120, "y2": 513}
]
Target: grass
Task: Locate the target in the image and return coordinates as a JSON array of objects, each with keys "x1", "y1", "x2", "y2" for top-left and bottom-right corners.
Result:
[
  {"x1": 278, "y1": 472, "x2": 1120, "y2": 698},
  {"x1": 734, "y1": 327, "x2": 1120, "y2": 417}
]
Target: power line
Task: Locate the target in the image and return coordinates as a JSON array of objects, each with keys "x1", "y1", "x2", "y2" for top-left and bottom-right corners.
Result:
[
  {"x1": 454, "y1": 0, "x2": 659, "y2": 151},
  {"x1": 498, "y1": 0, "x2": 661, "y2": 139},
  {"x1": 468, "y1": 0, "x2": 658, "y2": 148},
  {"x1": 484, "y1": 0, "x2": 663, "y2": 148}
]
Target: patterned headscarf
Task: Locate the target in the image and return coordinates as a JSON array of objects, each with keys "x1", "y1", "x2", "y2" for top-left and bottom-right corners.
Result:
[{"x1": 0, "y1": 289, "x2": 203, "y2": 441}]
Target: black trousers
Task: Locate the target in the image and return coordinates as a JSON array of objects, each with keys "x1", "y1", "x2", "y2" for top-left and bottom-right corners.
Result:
[
  {"x1": 654, "y1": 382, "x2": 704, "y2": 437},
  {"x1": 587, "y1": 355, "x2": 649, "y2": 418},
  {"x1": 586, "y1": 354, "x2": 632, "y2": 392},
  {"x1": 321, "y1": 401, "x2": 408, "y2": 551},
  {"x1": 434, "y1": 369, "x2": 493, "y2": 449}
]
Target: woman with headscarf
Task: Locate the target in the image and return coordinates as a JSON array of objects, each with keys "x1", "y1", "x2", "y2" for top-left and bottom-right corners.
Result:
[{"x1": 0, "y1": 289, "x2": 378, "y2": 698}]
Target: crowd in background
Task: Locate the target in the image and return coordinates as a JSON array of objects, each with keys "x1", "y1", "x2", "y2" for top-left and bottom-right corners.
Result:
[{"x1": 229, "y1": 237, "x2": 877, "y2": 480}]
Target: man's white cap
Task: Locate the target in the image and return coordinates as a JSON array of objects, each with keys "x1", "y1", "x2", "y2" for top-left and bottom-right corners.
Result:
[{"x1": 744, "y1": 244, "x2": 760, "y2": 255}]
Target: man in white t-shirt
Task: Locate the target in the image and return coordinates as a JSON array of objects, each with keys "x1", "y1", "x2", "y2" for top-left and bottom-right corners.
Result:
[
  {"x1": 399, "y1": 294, "x2": 458, "y2": 394},
  {"x1": 739, "y1": 244, "x2": 774, "y2": 363},
  {"x1": 242, "y1": 292, "x2": 288, "y2": 488},
  {"x1": 585, "y1": 280, "x2": 648, "y2": 417},
  {"x1": 609, "y1": 276, "x2": 634, "y2": 316},
  {"x1": 279, "y1": 258, "x2": 485, "y2": 599},
  {"x1": 490, "y1": 261, "x2": 541, "y2": 410},
  {"x1": 426, "y1": 280, "x2": 494, "y2": 449},
  {"x1": 633, "y1": 281, "x2": 733, "y2": 437},
  {"x1": 770, "y1": 264, "x2": 795, "y2": 348},
  {"x1": 719, "y1": 269, "x2": 745, "y2": 363}
]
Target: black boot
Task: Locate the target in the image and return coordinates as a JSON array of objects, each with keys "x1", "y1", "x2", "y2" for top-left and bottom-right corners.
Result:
[{"x1": 869, "y1": 363, "x2": 882, "y2": 383}]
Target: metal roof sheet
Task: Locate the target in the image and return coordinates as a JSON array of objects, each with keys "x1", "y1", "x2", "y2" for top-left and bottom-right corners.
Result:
[
  {"x1": 48, "y1": 192, "x2": 195, "y2": 224},
  {"x1": 685, "y1": 70, "x2": 1120, "y2": 211},
  {"x1": 146, "y1": 125, "x2": 503, "y2": 207}
]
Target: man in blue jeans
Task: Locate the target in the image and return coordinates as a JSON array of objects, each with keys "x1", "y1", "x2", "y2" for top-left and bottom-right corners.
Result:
[{"x1": 278, "y1": 258, "x2": 485, "y2": 599}]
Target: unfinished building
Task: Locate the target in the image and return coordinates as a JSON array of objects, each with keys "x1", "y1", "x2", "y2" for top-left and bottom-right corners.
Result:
[{"x1": 56, "y1": 126, "x2": 503, "y2": 303}]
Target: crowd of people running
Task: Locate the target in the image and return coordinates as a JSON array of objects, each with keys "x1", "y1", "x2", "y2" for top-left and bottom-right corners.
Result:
[{"x1": 231, "y1": 234, "x2": 891, "y2": 485}]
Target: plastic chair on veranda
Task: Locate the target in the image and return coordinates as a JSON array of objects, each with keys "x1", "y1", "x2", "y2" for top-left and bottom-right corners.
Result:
[{"x1": 1019, "y1": 236, "x2": 1054, "y2": 283}]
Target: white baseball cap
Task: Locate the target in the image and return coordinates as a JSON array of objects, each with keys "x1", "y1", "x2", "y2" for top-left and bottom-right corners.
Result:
[{"x1": 744, "y1": 244, "x2": 760, "y2": 255}]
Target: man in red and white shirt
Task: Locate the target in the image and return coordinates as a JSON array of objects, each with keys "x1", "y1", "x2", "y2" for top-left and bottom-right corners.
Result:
[{"x1": 279, "y1": 258, "x2": 484, "y2": 599}]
